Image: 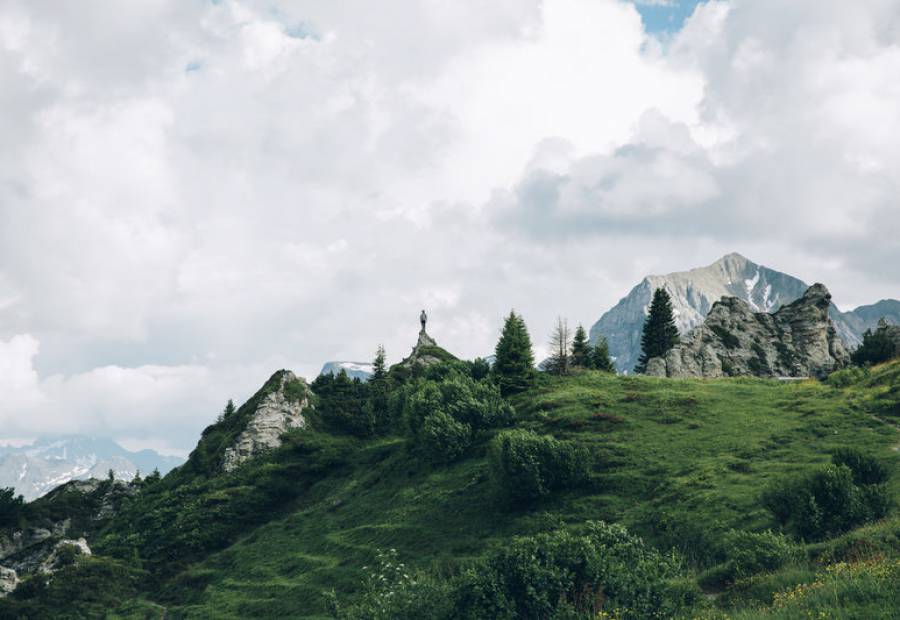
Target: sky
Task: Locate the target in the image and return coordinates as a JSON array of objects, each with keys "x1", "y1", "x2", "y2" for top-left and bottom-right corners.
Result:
[{"x1": 0, "y1": 0, "x2": 898, "y2": 456}]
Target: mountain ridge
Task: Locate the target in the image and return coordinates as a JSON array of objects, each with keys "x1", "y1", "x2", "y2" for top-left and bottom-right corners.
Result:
[{"x1": 0, "y1": 435, "x2": 184, "y2": 501}]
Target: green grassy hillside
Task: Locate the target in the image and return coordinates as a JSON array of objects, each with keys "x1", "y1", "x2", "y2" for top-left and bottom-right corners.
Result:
[{"x1": 3, "y1": 362, "x2": 898, "y2": 619}]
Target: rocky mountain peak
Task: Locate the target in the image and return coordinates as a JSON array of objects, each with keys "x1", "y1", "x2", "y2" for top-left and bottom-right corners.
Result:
[
  {"x1": 221, "y1": 370, "x2": 311, "y2": 472},
  {"x1": 645, "y1": 284, "x2": 849, "y2": 379}
]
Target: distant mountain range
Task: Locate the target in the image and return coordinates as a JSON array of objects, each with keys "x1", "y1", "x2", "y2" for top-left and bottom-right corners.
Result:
[
  {"x1": 0, "y1": 436, "x2": 184, "y2": 501},
  {"x1": 589, "y1": 253, "x2": 900, "y2": 373},
  {"x1": 319, "y1": 361, "x2": 375, "y2": 381}
]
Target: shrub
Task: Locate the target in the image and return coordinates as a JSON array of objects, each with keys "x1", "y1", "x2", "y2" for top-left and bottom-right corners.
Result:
[
  {"x1": 718, "y1": 530, "x2": 798, "y2": 580},
  {"x1": 826, "y1": 366, "x2": 869, "y2": 388},
  {"x1": 330, "y1": 549, "x2": 451, "y2": 620},
  {"x1": 488, "y1": 430, "x2": 590, "y2": 504},
  {"x1": 421, "y1": 411, "x2": 472, "y2": 463},
  {"x1": 831, "y1": 448, "x2": 889, "y2": 486},
  {"x1": 762, "y1": 462, "x2": 891, "y2": 541},
  {"x1": 452, "y1": 522, "x2": 695, "y2": 620},
  {"x1": 398, "y1": 371, "x2": 513, "y2": 462}
]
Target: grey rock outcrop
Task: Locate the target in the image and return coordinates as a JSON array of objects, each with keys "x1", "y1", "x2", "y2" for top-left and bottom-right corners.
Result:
[
  {"x1": 645, "y1": 284, "x2": 850, "y2": 379},
  {"x1": 38, "y1": 538, "x2": 91, "y2": 574},
  {"x1": 590, "y1": 253, "x2": 897, "y2": 373},
  {"x1": 0, "y1": 566, "x2": 17, "y2": 597},
  {"x1": 222, "y1": 371, "x2": 310, "y2": 472},
  {"x1": 394, "y1": 329, "x2": 454, "y2": 370}
]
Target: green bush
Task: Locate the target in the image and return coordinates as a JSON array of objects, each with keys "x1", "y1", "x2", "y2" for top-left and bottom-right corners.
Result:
[
  {"x1": 826, "y1": 366, "x2": 869, "y2": 387},
  {"x1": 700, "y1": 530, "x2": 801, "y2": 587},
  {"x1": 330, "y1": 549, "x2": 451, "y2": 620},
  {"x1": 762, "y1": 462, "x2": 891, "y2": 541},
  {"x1": 831, "y1": 447, "x2": 889, "y2": 486},
  {"x1": 397, "y1": 371, "x2": 513, "y2": 461},
  {"x1": 488, "y1": 430, "x2": 591, "y2": 504},
  {"x1": 452, "y1": 522, "x2": 695, "y2": 620},
  {"x1": 421, "y1": 411, "x2": 472, "y2": 463}
]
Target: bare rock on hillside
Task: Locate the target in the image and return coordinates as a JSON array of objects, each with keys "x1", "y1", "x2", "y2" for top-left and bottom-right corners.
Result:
[
  {"x1": 645, "y1": 284, "x2": 849, "y2": 379},
  {"x1": 222, "y1": 371, "x2": 310, "y2": 472}
]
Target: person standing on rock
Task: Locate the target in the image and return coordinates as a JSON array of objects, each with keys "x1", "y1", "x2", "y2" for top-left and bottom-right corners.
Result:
[{"x1": 420, "y1": 309, "x2": 427, "y2": 331}]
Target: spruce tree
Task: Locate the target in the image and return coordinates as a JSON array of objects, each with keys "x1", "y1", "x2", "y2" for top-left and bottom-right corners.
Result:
[
  {"x1": 368, "y1": 345, "x2": 391, "y2": 433},
  {"x1": 591, "y1": 335, "x2": 615, "y2": 372},
  {"x1": 635, "y1": 288, "x2": 680, "y2": 373},
  {"x1": 493, "y1": 310, "x2": 536, "y2": 396},
  {"x1": 571, "y1": 325, "x2": 591, "y2": 368}
]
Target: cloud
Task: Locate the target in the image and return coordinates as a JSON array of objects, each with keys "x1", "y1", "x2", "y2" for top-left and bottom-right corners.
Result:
[{"x1": 0, "y1": 0, "x2": 898, "y2": 451}]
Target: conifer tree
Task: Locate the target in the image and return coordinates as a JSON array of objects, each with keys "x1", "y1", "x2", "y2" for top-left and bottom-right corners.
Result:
[
  {"x1": 368, "y1": 345, "x2": 391, "y2": 433},
  {"x1": 493, "y1": 310, "x2": 536, "y2": 396},
  {"x1": 547, "y1": 317, "x2": 571, "y2": 375},
  {"x1": 591, "y1": 335, "x2": 615, "y2": 372},
  {"x1": 571, "y1": 325, "x2": 591, "y2": 368},
  {"x1": 371, "y1": 345, "x2": 387, "y2": 382},
  {"x1": 635, "y1": 288, "x2": 680, "y2": 373}
]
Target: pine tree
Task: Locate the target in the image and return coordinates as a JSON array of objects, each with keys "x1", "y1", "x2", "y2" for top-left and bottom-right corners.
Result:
[
  {"x1": 547, "y1": 317, "x2": 571, "y2": 375},
  {"x1": 635, "y1": 288, "x2": 680, "y2": 373},
  {"x1": 571, "y1": 325, "x2": 591, "y2": 368},
  {"x1": 590, "y1": 335, "x2": 615, "y2": 372},
  {"x1": 372, "y1": 345, "x2": 387, "y2": 382},
  {"x1": 493, "y1": 310, "x2": 536, "y2": 396},
  {"x1": 368, "y1": 345, "x2": 391, "y2": 433}
]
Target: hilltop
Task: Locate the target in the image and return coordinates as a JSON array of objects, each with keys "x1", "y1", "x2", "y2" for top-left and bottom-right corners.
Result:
[{"x1": 1, "y1": 345, "x2": 897, "y2": 618}]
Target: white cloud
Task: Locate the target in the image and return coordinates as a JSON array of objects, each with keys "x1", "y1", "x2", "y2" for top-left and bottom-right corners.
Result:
[{"x1": 0, "y1": 0, "x2": 897, "y2": 450}]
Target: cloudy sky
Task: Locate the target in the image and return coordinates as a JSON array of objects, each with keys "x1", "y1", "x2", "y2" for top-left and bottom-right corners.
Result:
[{"x1": 1, "y1": 0, "x2": 898, "y2": 455}]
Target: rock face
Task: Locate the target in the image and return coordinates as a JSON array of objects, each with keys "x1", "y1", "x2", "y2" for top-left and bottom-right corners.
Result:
[
  {"x1": 0, "y1": 479, "x2": 130, "y2": 596},
  {"x1": 645, "y1": 284, "x2": 850, "y2": 379},
  {"x1": 590, "y1": 253, "x2": 897, "y2": 373},
  {"x1": 222, "y1": 371, "x2": 311, "y2": 472}
]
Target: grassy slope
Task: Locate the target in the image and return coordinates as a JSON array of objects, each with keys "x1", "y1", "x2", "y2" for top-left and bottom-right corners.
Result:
[{"x1": 156, "y1": 365, "x2": 899, "y2": 618}]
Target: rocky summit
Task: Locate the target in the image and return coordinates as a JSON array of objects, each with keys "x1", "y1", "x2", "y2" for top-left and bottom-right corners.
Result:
[
  {"x1": 222, "y1": 370, "x2": 311, "y2": 472},
  {"x1": 645, "y1": 284, "x2": 850, "y2": 379},
  {"x1": 393, "y1": 328, "x2": 457, "y2": 371}
]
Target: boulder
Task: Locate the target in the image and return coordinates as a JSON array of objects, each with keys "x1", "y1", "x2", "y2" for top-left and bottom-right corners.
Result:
[
  {"x1": 645, "y1": 284, "x2": 849, "y2": 379},
  {"x1": 222, "y1": 371, "x2": 311, "y2": 472}
]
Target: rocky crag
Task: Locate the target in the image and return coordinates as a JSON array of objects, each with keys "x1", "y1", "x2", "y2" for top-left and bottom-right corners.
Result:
[
  {"x1": 590, "y1": 253, "x2": 898, "y2": 373},
  {"x1": 222, "y1": 370, "x2": 311, "y2": 472},
  {"x1": 393, "y1": 329, "x2": 457, "y2": 371},
  {"x1": 645, "y1": 284, "x2": 850, "y2": 379},
  {"x1": 0, "y1": 478, "x2": 135, "y2": 597}
]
